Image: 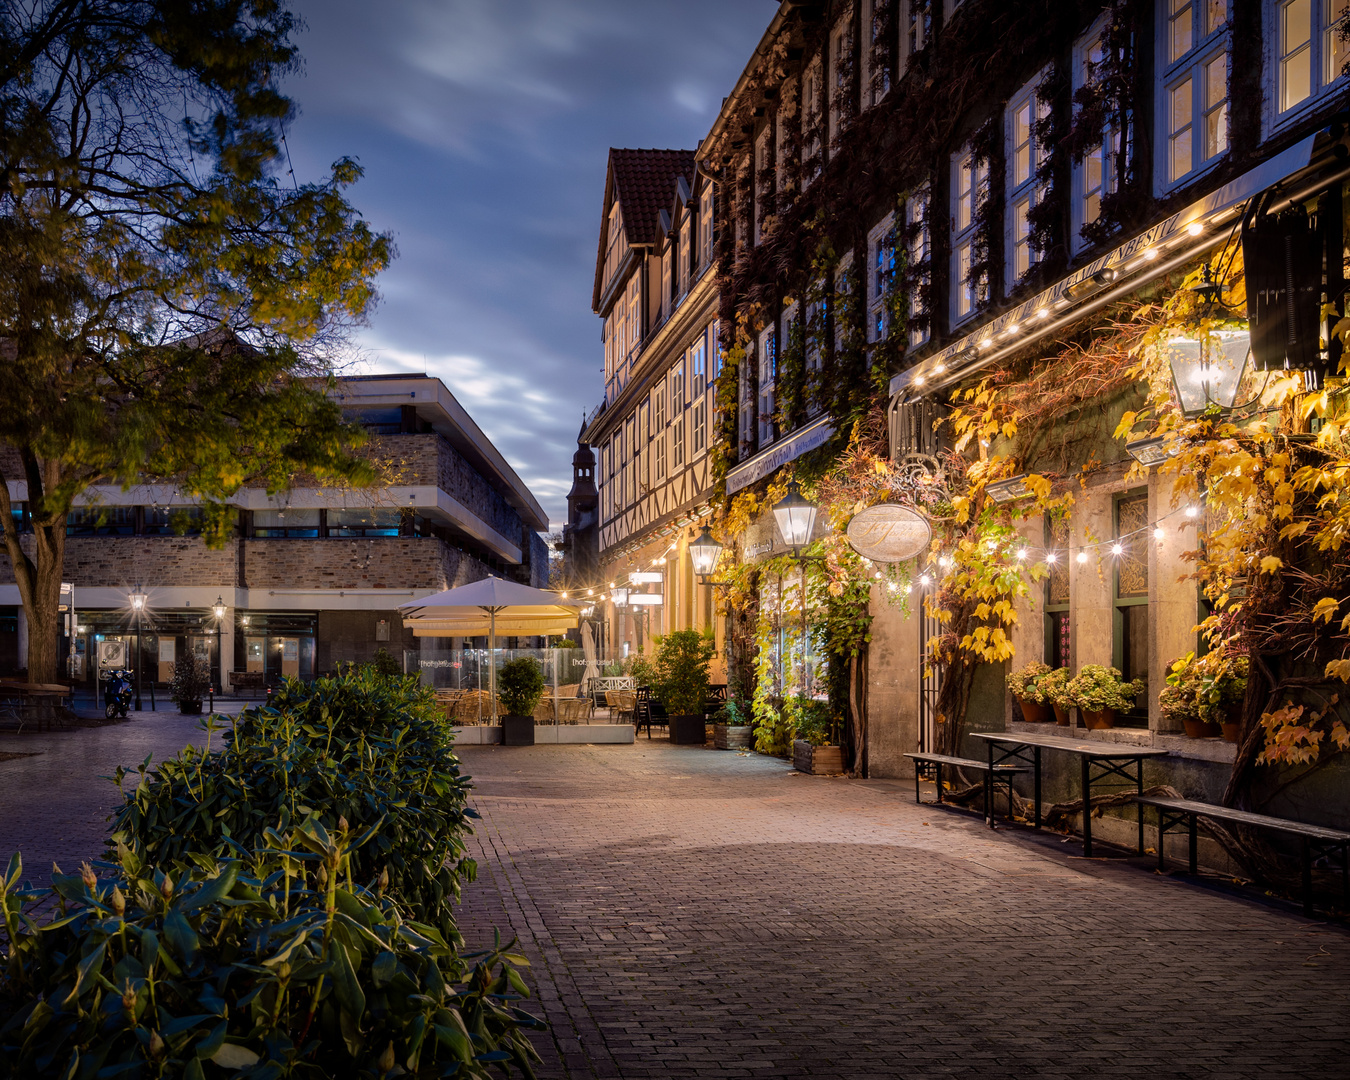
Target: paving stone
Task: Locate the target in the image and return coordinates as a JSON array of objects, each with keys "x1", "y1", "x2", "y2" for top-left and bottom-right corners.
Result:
[{"x1": 454, "y1": 739, "x2": 1350, "y2": 1079}]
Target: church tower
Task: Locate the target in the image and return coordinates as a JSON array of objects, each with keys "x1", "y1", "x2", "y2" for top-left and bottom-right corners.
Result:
[{"x1": 560, "y1": 429, "x2": 599, "y2": 587}]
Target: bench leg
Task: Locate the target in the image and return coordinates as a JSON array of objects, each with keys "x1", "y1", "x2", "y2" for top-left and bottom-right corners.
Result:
[
  {"x1": 914, "y1": 766, "x2": 921, "y2": 805},
  {"x1": 1008, "y1": 774, "x2": 1014, "y2": 819},
  {"x1": 1302, "y1": 836, "x2": 1314, "y2": 916},
  {"x1": 1342, "y1": 843, "x2": 1349, "y2": 911},
  {"x1": 1136, "y1": 760, "x2": 1146, "y2": 855},
  {"x1": 984, "y1": 769, "x2": 993, "y2": 828},
  {"x1": 1156, "y1": 811, "x2": 1167, "y2": 872},
  {"x1": 1081, "y1": 756, "x2": 1092, "y2": 858},
  {"x1": 1188, "y1": 814, "x2": 1197, "y2": 874},
  {"x1": 1033, "y1": 747, "x2": 1042, "y2": 829}
]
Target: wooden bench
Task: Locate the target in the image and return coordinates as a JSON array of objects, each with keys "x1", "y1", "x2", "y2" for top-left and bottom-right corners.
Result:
[
  {"x1": 0, "y1": 681, "x2": 74, "y2": 732},
  {"x1": 1137, "y1": 795, "x2": 1350, "y2": 915},
  {"x1": 905, "y1": 752, "x2": 1029, "y2": 826}
]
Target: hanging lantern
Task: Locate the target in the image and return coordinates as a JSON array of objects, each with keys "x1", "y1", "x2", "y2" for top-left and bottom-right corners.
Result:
[
  {"x1": 1161, "y1": 330, "x2": 1251, "y2": 416},
  {"x1": 688, "y1": 525, "x2": 724, "y2": 578},
  {"x1": 1242, "y1": 203, "x2": 1326, "y2": 384},
  {"x1": 772, "y1": 480, "x2": 818, "y2": 554}
]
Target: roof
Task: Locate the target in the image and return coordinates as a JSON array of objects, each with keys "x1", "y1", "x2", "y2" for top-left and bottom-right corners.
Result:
[{"x1": 593, "y1": 148, "x2": 695, "y2": 310}]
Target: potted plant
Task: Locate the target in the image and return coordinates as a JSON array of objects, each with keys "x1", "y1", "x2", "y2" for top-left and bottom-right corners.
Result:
[
  {"x1": 650, "y1": 629, "x2": 715, "y2": 744},
  {"x1": 713, "y1": 697, "x2": 754, "y2": 749},
  {"x1": 169, "y1": 654, "x2": 209, "y2": 714},
  {"x1": 1161, "y1": 653, "x2": 1215, "y2": 737},
  {"x1": 1040, "y1": 667, "x2": 1073, "y2": 725},
  {"x1": 497, "y1": 656, "x2": 545, "y2": 745},
  {"x1": 1196, "y1": 651, "x2": 1248, "y2": 742},
  {"x1": 1065, "y1": 664, "x2": 1145, "y2": 729},
  {"x1": 1007, "y1": 661, "x2": 1054, "y2": 722},
  {"x1": 789, "y1": 695, "x2": 844, "y2": 774}
]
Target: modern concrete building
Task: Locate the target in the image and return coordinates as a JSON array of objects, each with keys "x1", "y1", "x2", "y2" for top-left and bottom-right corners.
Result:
[{"x1": 0, "y1": 373, "x2": 550, "y2": 691}]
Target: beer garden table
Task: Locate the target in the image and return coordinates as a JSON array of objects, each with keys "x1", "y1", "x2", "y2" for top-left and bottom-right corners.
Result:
[{"x1": 970, "y1": 730, "x2": 1170, "y2": 857}]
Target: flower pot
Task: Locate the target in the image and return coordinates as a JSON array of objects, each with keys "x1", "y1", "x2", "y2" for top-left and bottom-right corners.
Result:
[
  {"x1": 1221, "y1": 722, "x2": 1240, "y2": 743},
  {"x1": 668, "y1": 714, "x2": 706, "y2": 744},
  {"x1": 502, "y1": 714, "x2": 535, "y2": 746},
  {"x1": 1017, "y1": 698, "x2": 1054, "y2": 723},
  {"x1": 793, "y1": 739, "x2": 844, "y2": 774},
  {"x1": 177, "y1": 701, "x2": 203, "y2": 715},
  {"x1": 1181, "y1": 717, "x2": 1222, "y2": 739},
  {"x1": 1081, "y1": 708, "x2": 1118, "y2": 730},
  {"x1": 1053, "y1": 705, "x2": 1070, "y2": 726},
  {"x1": 714, "y1": 723, "x2": 752, "y2": 749}
]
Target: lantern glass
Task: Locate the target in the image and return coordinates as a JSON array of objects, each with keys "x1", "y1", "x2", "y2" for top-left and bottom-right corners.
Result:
[
  {"x1": 1163, "y1": 330, "x2": 1250, "y2": 416},
  {"x1": 611, "y1": 588, "x2": 629, "y2": 606},
  {"x1": 130, "y1": 587, "x2": 147, "y2": 612},
  {"x1": 1125, "y1": 435, "x2": 1172, "y2": 467},
  {"x1": 689, "y1": 525, "x2": 724, "y2": 577},
  {"x1": 213, "y1": 596, "x2": 226, "y2": 620},
  {"x1": 772, "y1": 481, "x2": 818, "y2": 553}
]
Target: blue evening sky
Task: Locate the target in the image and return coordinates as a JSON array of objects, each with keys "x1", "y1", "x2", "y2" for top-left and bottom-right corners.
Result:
[{"x1": 282, "y1": 0, "x2": 772, "y2": 527}]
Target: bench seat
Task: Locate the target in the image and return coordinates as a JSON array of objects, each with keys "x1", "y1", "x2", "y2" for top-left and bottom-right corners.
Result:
[
  {"x1": 1137, "y1": 795, "x2": 1350, "y2": 914},
  {"x1": 905, "y1": 752, "x2": 1028, "y2": 824}
]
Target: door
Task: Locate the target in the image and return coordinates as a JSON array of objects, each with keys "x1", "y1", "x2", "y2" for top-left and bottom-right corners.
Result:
[
  {"x1": 158, "y1": 637, "x2": 176, "y2": 683},
  {"x1": 246, "y1": 636, "x2": 264, "y2": 673},
  {"x1": 280, "y1": 637, "x2": 299, "y2": 678}
]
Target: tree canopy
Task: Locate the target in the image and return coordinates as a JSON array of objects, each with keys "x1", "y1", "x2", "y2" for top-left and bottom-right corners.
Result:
[{"x1": 0, "y1": 0, "x2": 394, "y2": 679}]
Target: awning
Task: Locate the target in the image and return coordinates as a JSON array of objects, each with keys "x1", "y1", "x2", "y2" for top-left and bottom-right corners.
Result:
[
  {"x1": 726, "y1": 415, "x2": 835, "y2": 494},
  {"x1": 891, "y1": 130, "x2": 1331, "y2": 398}
]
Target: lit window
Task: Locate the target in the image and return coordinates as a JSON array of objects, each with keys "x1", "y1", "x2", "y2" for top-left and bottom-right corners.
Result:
[
  {"x1": 699, "y1": 184, "x2": 714, "y2": 269},
  {"x1": 901, "y1": 0, "x2": 932, "y2": 74},
  {"x1": 758, "y1": 324, "x2": 777, "y2": 447},
  {"x1": 653, "y1": 386, "x2": 667, "y2": 482},
  {"x1": 1072, "y1": 18, "x2": 1122, "y2": 249},
  {"x1": 1006, "y1": 75, "x2": 1048, "y2": 286},
  {"x1": 867, "y1": 214, "x2": 896, "y2": 343},
  {"x1": 1156, "y1": 0, "x2": 1228, "y2": 190},
  {"x1": 950, "y1": 147, "x2": 988, "y2": 323},
  {"x1": 906, "y1": 189, "x2": 930, "y2": 349},
  {"x1": 1271, "y1": 0, "x2": 1348, "y2": 121}
]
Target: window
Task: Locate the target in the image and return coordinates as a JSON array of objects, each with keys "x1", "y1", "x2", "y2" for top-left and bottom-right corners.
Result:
[
  {"x1": 802, "y1": 57, "x2": 824, "y2": 186},
  {"x1": 690, "y1": 333, "x2": 706, "y2": 398},
  {"x1": 653, "y1": 385, "x2": 667, "y2": 482},
  {"x1": 828, "y1": 14, "x2": 852, "y2": 149},
  {"x1": 739, "y1": 344, "x2": 754, "y2": 447},
  {"x1": 673, "y1": 410, "x2": 686, "y2": 468},
  {"x1": 329, "y1": 509, "x2": 400, "y2": 537},
  {"x1": 711, "y1": 320, "x2": 722, "y2": 376},
  {"x1": 639, "y1": 401, "x2": 650, "y2": 491},
  {"x1": 777, "y1": 81, "x2": 796, "y2": 194},
  {"x1": 900, "y1": 0, "x2": 931, "y2": 74},
  {"x1": 862, "y1": 0, "x2": 891, "y2": 109},
  {"x1": 1006, "y1": 75, "x2": 1048, "y2": 286},
  {"x1": 1114, "y1": 492, "x2": 1150, "y2": 725},
  {"x1": 625, "y1": 274, "x2": 641, "y2": 361},
  {"x1": 906, "y1": 189, "x2": 930, "y2": 348},
  {"x1": 867, "y1": 213, "x2": 896, "y2": 343},
  {"x1": 834, "y1": 251, "x2": 854, "y2": 352},
  {"x1": 1072, "y1": 20, "x2": 1120, "y2": 250},
  {"x1": 699, "y1": 185, "x2": 714, "y2": 269},
  {"x1": 693, "y1": 398, "x2": 706, "y2": 454},
  {"x1": 950, "y1": 147, "x2": 988, "y2": 324},
  {"x1": 1156, "y1": 0, "x2": 1229, "y2": 190},
  {"x1": 1045, "y1": 516, "x2": 1071, "y2": 670},
  {"x1": 755, "y1": 127, "x2": 772, "y2": 246},
  {"x1": 679, "y1": 211, "x2": 692, "y2": 297},
  {"x1": 143, "y1": 505, "x2": 203, "y2": 537},
  {"x1": 603, "y1": 201, "x2": 626, "y2": 291},
  {"x1": 660, "y1": 240, "x2": 673, "y2": 323},
  {"x1": 805, "y1": 284, "x2": 825, "y2": 380},
  {"x1": 253, "y1": 509, "x2": 320, "y2": 538},
  {"x1": 758, "y1": 323, "x2": 777, "y2": 446},
  {"x1": 619, "y1": 422, "x2": 629, "y2": 510},
  {"x1": 671, "y1": 355, "x2": 685, "y2": 416},
  {"x1": 1270, "y1": 0, "x2": 1349, "y2": 124},
  {"x1": 8, "y1": 501, "x2": 30, "y2": 534},
  {"x1": 67, "y1": 506, "x2": 135, "y2": 536}
]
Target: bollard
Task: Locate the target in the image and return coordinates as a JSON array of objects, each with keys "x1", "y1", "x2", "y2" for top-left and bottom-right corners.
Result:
[{"x1": 209, "y1": 686, "x2": 214, "y2": 714}]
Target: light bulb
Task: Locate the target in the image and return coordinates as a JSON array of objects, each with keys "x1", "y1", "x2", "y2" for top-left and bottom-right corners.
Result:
[
  {"x1": 1006, "y1": 323, "x2": 1021, "y2": 335},
  {"x1": 905, "y1": 584, "x2": 913, "y2": 594},
  {"x1": 1185, "y1": 505, "x2": 1199, "y2": 518},
  {"x1": 874, "y1": 571, "x2": 883, "y2": 579},
  {"x1": 915, "y1": 375, "x2": 926, "y2": 386},
  {"x1": 934, "y1": 362, "x2": 947, "y2": 374},
  {"x1": 1143, "y1": 247, "x2": 1159, "y2": 261},
  {"x1": 1045, "y1": 552, "x2": 1059, "y2": 565},
  {"x1": 561, "y1": 592, "x2": 568, "y2": 599},
  {"x1": 1154, "y1": 526, "x2": 1165, "y2": 541},
  {"x1": 979, "y1": 337, "x2": 993, "y2": 349},
  {"x1": 1015, "y1": 548, "x2": 1027, "y2": 561},
  {"x1": 1036, "y1": 307, "x2": 1050, "y2": 320},
  {"x1": 1111, "y1": 543, "x2": 1123, "y2": 556},
  {"x1": 1076, "y1": 551, "x2": 1088, "y2": 564},
  {"x1": 920, "y1": 574, "x2": 932, "y2": 586},
  {"x1": 888, "y1": 581, "x2": 897, "y2": 592},
  {"x1": 1186, "y1": 221, "x2": 1203, "y2": 236}
]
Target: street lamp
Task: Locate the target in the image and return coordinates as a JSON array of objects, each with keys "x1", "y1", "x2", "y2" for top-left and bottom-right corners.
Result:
[
  {"x1": 130, "y1": 585, "x2": 147, "y2": 711},
  {"x1": 212, "y1": 595, "x2": 226, "y2": 713},
  {"x1": 772, "y1": 480, "x2": 818, "y2": 555},
  {"x1": 689, "y1": 525, "x2": 724, "y2": 580},
  {"x1": 985, "y1": 474, "x2": 1033, "y2": 505},
  {"x1": 1161, "y1": 330, "x2": 1250, "y2": 417},
  {"x1": 1125, "y1": 435, "x2": 1173, "y2": 467}
]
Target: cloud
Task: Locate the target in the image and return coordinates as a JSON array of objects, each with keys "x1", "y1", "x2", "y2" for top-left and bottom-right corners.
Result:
[{"x1": 282, "y1": 0, "x2": 770, "y2": 526}]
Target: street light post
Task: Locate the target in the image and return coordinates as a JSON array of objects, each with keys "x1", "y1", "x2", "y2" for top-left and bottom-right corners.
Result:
[
  {"x1": 772, "y1": 481, "x2": 820, "y2": 699},
  {"x1": 130, "y1": 586, "x2": 147, "y2": 712},
  {"x1": 212, "y1": 596, "x2": 226, "y2": 714}
]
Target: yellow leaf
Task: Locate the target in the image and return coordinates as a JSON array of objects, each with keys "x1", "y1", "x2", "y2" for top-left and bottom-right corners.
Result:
[
  {"x1": 1312, "y1": 597, "x2": 1340, "y2": 624},
  {"x1": 1259, "y1": 555, "x2": 1284, "y2": 575},
  {"x1": 1324, "y1": 659, "x2": 1350, "y2": 683}
]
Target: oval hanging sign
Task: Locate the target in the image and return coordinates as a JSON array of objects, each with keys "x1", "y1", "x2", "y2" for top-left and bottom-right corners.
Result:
[{"x1": 846, "y1": 504, "x2": 931, "y2": 563}]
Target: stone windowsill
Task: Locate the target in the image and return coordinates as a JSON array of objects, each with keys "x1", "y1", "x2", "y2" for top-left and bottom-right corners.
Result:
[{"x1": 1006, "y1": 719, "x2": 1237, "y2": 763}]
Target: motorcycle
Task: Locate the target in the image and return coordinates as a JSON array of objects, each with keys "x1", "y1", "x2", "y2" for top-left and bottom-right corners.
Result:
[{"x1": 101, "y1": 667, "x2": 134, "y2": 719}]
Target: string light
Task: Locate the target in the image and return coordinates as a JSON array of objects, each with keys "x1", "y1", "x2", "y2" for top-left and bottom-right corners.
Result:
[
  {"x1": 1015, "y1": 548, "x2": 1027, "y2": 561},
  {"x1": 1185, "y1": 505, "x2": 1199, "y2": 518},
  {"x1": 920, "y1": 574, "x2": 932, "y2": 586},
  {"x1": 1111, "y1": 543, "x2": 1123, "y2": 556},
  {"x1": 1154, "y1": 526, "x2": 1166, "y2": 541},
  {"x1": 1045, "y1": 552, "x2": 1059, "y2": 564},
  {"x1": 1075, "y1": 551, "x2": 1088, "y2": 564}
]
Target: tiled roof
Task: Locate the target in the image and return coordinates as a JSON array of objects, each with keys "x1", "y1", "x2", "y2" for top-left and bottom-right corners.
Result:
[{"x1": 609, "y1": 148, "x2": 695, "y2": 247}]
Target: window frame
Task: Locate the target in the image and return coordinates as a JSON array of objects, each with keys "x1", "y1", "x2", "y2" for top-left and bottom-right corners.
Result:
[
  {"x1": 1071, "y1": 16, "x2": 1118, "y2": 252},
  {"x1": 905, "y1": 188, "x2": 931, "y2": 349},
  {"x1": 1112, "y1": 490, "x2": 1152, "y2": 726},
  {"x1": 802, "y1": 56, "x2": 824, "y2": 187},
  {"x1": 1005, "y1": 72, "x2": 1048, "y2": 288},
  {"x1": 757, "y1": 323, "x2": 777, "y2": 447},
  {"x1": 950, "y1": 146, "x2": 988, "y2": 326},
  {"x1": 867, "y1": 213, "x2": 897, "y2": 344},
  {"x1": 1265, "y1": 0, "x2": 1349, "y2": 134},
  {"x1": 1154, "y1": 0, "x2": 1231, "y2": 194},
  {"x1": 827, "y1": 11, "x2": 852, "y2": 150}
]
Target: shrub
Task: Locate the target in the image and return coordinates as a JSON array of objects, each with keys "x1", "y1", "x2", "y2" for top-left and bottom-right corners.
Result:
[
  {"x1": 1006, "y1": 661, "x2": 1053, "y2": 702},
  {"x1": 496, "y1": 657, "x2": 545, "y2": 716},
  {"x1": 370, "y1": 646, "x2": 402, "y2": 678},
  {"x1": 1161, "y1": 653, "x2": 1203, "y2": 724},
  {"x1": 1039, "y1": 667, "x2": 1073, "y2": 709},
  {"x1": 109, "y1": 667, "x2": 474, "y2": 942},
  {"x1": 1066, "y1": 665, "x2": 1146, "y2": 713},
  {"x1": 790, "y1": 695, "x2": 836, "y2": 746},
  {"x1": 714, "y1": 698, "x2": 751, "y2": 725},
  {"x1": 1161, "y1": 650, "x2": 1248, "y2": 725},
  {"x1": 650, "y1": 629, "x2": 714, "y2": 716},
  {"x1": 168, "y1": 654, "x2": 210, "y2": 705},
  {"x1": 0, "y1": 827, "x2": 542, "y2": 1079}
]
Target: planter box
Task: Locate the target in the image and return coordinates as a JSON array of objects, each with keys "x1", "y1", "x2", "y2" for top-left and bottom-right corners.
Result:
[
  {"x1": 714, "y1": 724, "x2": 752, "y2": 750},
  {"x1": 502, "y1": 714, "x2": 535, "y2": 746},
  {"x1": 452, "y1": 725, "x2": 503, "y2": 745},
  {"x1": 453, "y1": 724, "x2": 635, "y2": 745},
  {"x1": 793, "y1": 739, "x2": 845, "y2": 775},
  {"x1": 668, "y1": 714, "x2": 706, "y2": 744}
]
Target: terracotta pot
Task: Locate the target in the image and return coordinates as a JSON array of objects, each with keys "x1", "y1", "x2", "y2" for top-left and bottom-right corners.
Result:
[
  {"x1": 1017, "y1": 698, "x2": 1054, "y2": 723},
  {"x1": 1053, "y1": 705, "x2": 1070, "y2": 726},
  {"x1": 1081, "y1": 708, "x2": 1118, "y2": 730},
  {"x1": 1221, "y1": 722, "x2": 1240, "y2": 743},
  {"x1": 1182, "y1": 717, "x2": 1222, "y2": 739}
]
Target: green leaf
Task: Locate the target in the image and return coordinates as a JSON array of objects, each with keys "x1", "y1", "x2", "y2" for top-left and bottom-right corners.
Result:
[
  {"x1": 210, "y1": 1042, "x2": 261, "y2": 1069},
  {"x1": 329, "y1": 939, "x2": 366, "y2": 1023},
  {"x1": 162, "y1": 909, "x2": 200, "y2": 965}
]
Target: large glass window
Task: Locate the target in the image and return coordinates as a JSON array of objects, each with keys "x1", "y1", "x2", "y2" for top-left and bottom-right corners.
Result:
[
  {"x1": 253, "y1": 509, "x2": 320, "y2": 538},
  {"x1": 143, "y1": 506, "x2": 203, "y2": 536},
  {"x1": 1157, "y1": 0, "x2": 1229, "y2": 190},
  {"x1": 1006, "y1": 75, "x2": 1048, "y2": 286},
  {"x1": 802, "y1": 56, "x2": 823, "y2": 187},
  {"x1": 950, "y1": 148, "x2": 988, "y2": 324},
  {"x1": 906, "y1": 189, "x2": 930, "y2": 348},
  {"x1": 66, "y1": 506, "x2": 134, "y2": 536},
  {"x1": 1271, "y1": 0, "x2": 1348, "y2": 122},
  {"x1": 328, "y1": 509, "x2": 400, "y2": 537},
  {"x1": 867, "y1": 214, "x2": 896, "y2": 343},
  {"x1": 1114, "y1": 493, "x2": 1150, "y2": 725},
  {"x1": 1071, "y1": 19, "x2": 1119, "y2": 249}
]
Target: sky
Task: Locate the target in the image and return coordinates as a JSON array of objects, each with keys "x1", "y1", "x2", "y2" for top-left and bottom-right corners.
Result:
[{"x1": 281, "y1": 0, "x2": 773, "y2": 529}]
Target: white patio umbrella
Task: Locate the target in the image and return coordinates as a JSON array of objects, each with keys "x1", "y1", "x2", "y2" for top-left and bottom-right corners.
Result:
[
  {"x1": 580, "y1": 621, "x2": 601, "y2": 693},
  {"x1": 399, "y1": 577, "x2": 582, "y2": 721}
]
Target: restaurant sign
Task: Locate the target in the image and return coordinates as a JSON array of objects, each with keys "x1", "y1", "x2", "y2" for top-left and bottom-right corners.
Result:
[{"x1": 846, "y1": 504, "x2": 931, "y2": 563}]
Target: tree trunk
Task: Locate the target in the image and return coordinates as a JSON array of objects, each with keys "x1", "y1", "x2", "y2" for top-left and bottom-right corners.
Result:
[{"x1": 0, "y1": 451, "x2": 71, "y2": 684}]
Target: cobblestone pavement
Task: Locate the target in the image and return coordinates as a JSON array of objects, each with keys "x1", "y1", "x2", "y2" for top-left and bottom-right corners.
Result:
[
  {"x1": 0, "y1": 707, "x2": 224, "y2": 884},
  {"x1": 456, "y1": 740, "x2": 1350, "y2": 1080}
]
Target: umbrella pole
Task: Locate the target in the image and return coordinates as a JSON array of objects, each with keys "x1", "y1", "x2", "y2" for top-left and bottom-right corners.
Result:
[{"x1": 489, "y1": 608, "x2": 497, "y2": 722}]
